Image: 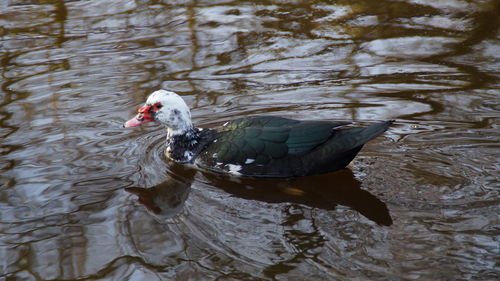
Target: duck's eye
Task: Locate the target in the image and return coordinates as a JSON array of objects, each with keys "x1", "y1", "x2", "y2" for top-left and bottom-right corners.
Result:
[{"x1": 154, "y1": 102, "x2": 163, "y2": 109}]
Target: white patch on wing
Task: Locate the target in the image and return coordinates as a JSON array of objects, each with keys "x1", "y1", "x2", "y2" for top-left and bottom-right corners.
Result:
[
  {"x1": 223, "y1": 122, "x2": 229, "y2": 126},
  {"x1": 226, "y1": 164, "x2": 242, "y2": 175},
  {"x1": 183, "y1": 150, "x2": 194, "y2": 161},
  {"x1": 244, "y1": 158, "x2": 255, "y2": 164}
]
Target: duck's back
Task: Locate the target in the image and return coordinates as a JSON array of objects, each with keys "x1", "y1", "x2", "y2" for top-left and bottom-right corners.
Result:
[{"x1": 195, "y1": 116, "x2": 392, "y2": 177}]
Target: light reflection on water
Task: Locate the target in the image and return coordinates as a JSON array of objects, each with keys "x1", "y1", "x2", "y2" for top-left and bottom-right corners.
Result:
[{"x1": 1, "y1": 0, "x2": 499, "y2": 280}]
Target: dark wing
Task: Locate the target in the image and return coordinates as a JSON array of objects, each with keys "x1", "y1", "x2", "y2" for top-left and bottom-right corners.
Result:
[
  {"x1": 195, "y1": 116, "x2": 350, "y2": 176},
  {"x1": 300, "y1": 120, "x2": 394, "y2": 175}
]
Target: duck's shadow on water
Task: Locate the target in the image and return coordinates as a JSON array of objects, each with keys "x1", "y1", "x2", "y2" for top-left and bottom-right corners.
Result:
[{"x1": 126, "y1": 163, "x2": 393, "y2": 226}]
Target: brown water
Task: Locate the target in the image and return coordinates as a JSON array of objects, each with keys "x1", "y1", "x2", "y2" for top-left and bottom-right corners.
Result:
[{"x1": 1, "y1": 1, "x2": 499, "y2": 280}]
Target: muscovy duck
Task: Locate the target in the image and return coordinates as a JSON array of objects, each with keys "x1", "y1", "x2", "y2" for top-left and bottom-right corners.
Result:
[{"x1": 124, "y1": 90, "x2": 393, "y2": 177}]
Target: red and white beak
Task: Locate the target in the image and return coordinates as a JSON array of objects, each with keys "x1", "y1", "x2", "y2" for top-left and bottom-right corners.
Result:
[{"x1": 124, "y1": 104, "x2": 155, "y2": 128}]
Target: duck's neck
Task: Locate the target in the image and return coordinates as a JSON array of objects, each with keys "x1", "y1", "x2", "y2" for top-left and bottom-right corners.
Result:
[
  {"x1": 166, "y1": 120, "x2": 194, "y2": 139},
  {"x1": 165, "y1": 127, "x2": 201, "y2": 163}
]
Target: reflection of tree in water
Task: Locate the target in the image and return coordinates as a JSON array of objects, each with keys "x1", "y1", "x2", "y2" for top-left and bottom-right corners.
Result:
[{"x1": 263, "y1": 204, "x2": 328, "y2": 278}]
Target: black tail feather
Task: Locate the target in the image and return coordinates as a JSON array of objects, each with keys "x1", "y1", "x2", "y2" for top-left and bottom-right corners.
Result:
[{"x1": 303, "y1": 120, "x2": 393, "y2": 176}]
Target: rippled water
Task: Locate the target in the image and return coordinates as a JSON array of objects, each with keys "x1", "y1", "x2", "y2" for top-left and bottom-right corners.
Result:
[{"x1": 1, "y1": 0, "x2": 499, "y2": 280}]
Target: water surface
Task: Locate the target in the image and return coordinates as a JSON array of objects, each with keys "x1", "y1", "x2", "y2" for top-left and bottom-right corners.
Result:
[{"x1": 1, "y1": 0, "x2": 499, "y2": 280}]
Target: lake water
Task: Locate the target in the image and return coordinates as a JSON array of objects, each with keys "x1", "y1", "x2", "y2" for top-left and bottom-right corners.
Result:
[{"x1": 1, "y1": 0, "x2": 499, "y2": 280}]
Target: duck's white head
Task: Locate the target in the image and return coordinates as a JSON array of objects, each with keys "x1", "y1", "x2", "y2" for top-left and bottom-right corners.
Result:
[{"x1": 124, "y1": 90, "x2": 193, "y2": 136}]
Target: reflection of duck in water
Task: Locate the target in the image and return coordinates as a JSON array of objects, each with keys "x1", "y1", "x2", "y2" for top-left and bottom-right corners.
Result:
[
  {"x1": 127, "y1": 163, "x2": 392, "y2": 226},
  {"x1": 203, "y1": 169, "x2": 393, "y2": 226},
  {"x1": 124, "y1": 90, "x2": 393, "y2": 178},
  {"x1": 125, "y1": 164, "x2": 195, "y2": 219}
]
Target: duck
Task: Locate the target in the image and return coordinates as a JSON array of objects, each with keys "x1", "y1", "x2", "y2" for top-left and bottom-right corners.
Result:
[{"x1": 124, "y1": 89, "x2": 393, "y2": 178}]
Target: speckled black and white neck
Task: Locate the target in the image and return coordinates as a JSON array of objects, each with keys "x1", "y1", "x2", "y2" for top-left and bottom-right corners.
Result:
[{"x1": 165, "y1": 127, "x2": 216, "y2": 163}]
